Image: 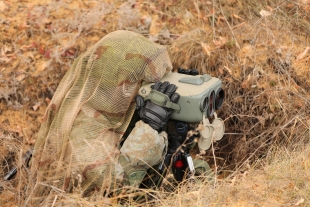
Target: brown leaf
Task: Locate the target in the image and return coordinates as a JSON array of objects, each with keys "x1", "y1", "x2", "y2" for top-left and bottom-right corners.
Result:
[
  {"x1": 68, "y1": 49, "x2": 75, "y2": 55},
  {"x1": 0, "y1": 57, "x2": 11, "y2": 63},
  {"x1": 296, "y1": 46, "x2": 310, "y2": 61},
  {"x1": 223, "y1": 66, "x2": 232, "y2": 74},
  {"x1": 201, "y1": 43, "x2": 211, "y2": 56},
  {"x1": 44, "y1": 49, "x2": 51, "y2": 58},
  {"x1": 266, "y1": 6, "x2": 274, "y2": 12},
  {"x1": 193, "y1": 1, "x2": 201, "y2": 18},
  {"x1": 232, "y1": 14, "x2": 244, "y2": 20},
  {"x1": 241, "y1": 80, "x2": 249, "y2": 89},
  {"x1": 300, "y1": 0, "x2": 310, "y2": 5},
  {"x1": 45, "y1": 97, "x2": 51, "y2": 104},
  {"x1": 16, "y1": 74, "x2": 26, "y2": 82},
  {"x1": 0, "y1": 1, "x2": 8, "y2": 12},
  {"x1": 29, "y1": 139, "x2": 36, "y2": 145},
  {"x1": 230, "y1": 176, "x2": 237, "y2": 186},
  {"x1": 32, "y1": 102, "x2": 41, "y2": 111},
  {"x1": 287, "y1": 3, "x2": 295, "y2": 9},
  {"x1": 2, "y1": 45, "x2": 12, "y2": 53},
  {"x1": 20, "y1": 44, "x2": 34, "y2": 51},
  {"x1": 149, "y1": 15, "x2": 159, "y2": 37},
  {"x1": 213, "y1": 37, "x2": 228, "y2": 48},
  {"x1": 40, "y1": 60, "x2": 51, "y2": 71},
  {"x1": 259, "y1": 9, "x2": 272, "y2": 17},
  {"x1": 294, "y1": 198, "x2": 304, "y2": 206},
  {"x1": 218, "y1": 67, "x2": 224, "y2": 74},
  {"x1": 16, "y1": 125, "x2": 23, "y2": 137}
]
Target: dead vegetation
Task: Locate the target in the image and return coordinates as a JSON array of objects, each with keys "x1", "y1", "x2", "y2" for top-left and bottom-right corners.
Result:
[{"x1": 0, "y1": 0, "x2": 310, "y2": 206}]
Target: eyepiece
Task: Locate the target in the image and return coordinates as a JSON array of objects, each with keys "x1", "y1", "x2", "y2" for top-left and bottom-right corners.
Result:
[{"x1": 215, "y1": 88, "x2": 224, "y2": 110}]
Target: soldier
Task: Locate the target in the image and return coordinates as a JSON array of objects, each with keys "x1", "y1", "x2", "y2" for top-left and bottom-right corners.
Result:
[{"x1": 26, "y1": 30, "x2": 183, "y2": 205}]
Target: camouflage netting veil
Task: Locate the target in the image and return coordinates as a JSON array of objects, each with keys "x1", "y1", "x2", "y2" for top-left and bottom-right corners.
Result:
[{"x1": 25, "y1": 30, "x2": 172, "y2": 205}]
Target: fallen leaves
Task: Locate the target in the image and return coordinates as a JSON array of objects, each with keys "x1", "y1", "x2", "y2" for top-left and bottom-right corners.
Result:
[
  {"x1": 299, "y1": 0, "x2": 310, "y2": 5},
  {"x1": 223, "y1": 66, "x2": 233, "y2": 75},
  {"x1": 16, "y1": 125, "x2": 24, "y2": 137},
  {"x1": 259, "y1": 9, "x2": 272, "y2": 17},
  {"x1": 40, "y1": 60, "x2": 51, "y2": 71},
  {"x1": 61, "y1": 48, "x2": 76, "y2": 58},
  {"x1": 294, "y1": 198, "x2": 305, "y2": 206},
  {"x1": 16, "y1": 74, "x2": 26, "y2": 82},
  {"x1": 38, "y1": 44, "x2": 52, "y2": 58},
  {"x1": 239, "y1": 44, "x2": 254, "y2": 60},
  {"x1": 0, "y1": 46, "x2": 16, "y2": 64},
  {"x1": 201, "y1": 43, "x2": 211, "y2": 56},
  {"x1": 16, "y1": 125, "x2": 36, "y2": 144},
  {"x1": 213, "y1": 36, "x2": 228, "y2": 49},
  {"x1": 193, "y1": 1, "x2": 201, "y2": 19},
  {"x1": 0, "y1": 56, "x2": 11, "y2": 64},
  {"x1": 149, "y1": 14, "x2": 161, "y2": 37},
  {"x1": 20, "y1": 44, "x2": 35, "y2": 51},
  {"x1": 45, "y1": 97, "x2": 51, "y2": 105},
  {"x1": 32, "y1": 102, "x2": 41, "y2": 111},
  {"x1": 296, "y1": 46, "x2": 310, "y2": 61},
  {"x1": 32, "y1": 60, "x2": 51, "y2": 76},
  {"x1": 232, "y1": 14, "x2": 244, "y2": 21}
]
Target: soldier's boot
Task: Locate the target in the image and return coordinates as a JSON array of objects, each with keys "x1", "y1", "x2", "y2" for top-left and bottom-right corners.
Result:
[{"x1": 118, "y1": 155, "x2": 146, "y2": 188}]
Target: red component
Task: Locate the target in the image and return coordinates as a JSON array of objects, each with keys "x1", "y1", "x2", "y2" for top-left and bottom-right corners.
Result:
[{"x1": 174, "y1": 160, "x2": 184, "y2": 168}]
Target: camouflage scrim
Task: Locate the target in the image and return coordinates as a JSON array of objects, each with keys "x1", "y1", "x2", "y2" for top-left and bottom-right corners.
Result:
[{"x1": 25, "y1": 30, "x2": 172, "y2": 205}]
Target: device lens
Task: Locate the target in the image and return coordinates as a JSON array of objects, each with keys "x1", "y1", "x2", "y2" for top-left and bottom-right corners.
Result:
[{"x1": 215, "y1": 88, "x2": 224, "y2": 110}]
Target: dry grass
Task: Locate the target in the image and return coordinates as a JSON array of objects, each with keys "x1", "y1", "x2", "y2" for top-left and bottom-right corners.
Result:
[
  {"x1": 168, "y1": 0, "x2": 310, "y2": 171},
  {"x1": 17, "y1": 141, "x2": 309, "y2": 207},
  {"x1": 148, "y1": 141, "x2": 310, "y2": 207},
  {"x1": 0, "y1": 0, "x2": 310, "y2": 206}
]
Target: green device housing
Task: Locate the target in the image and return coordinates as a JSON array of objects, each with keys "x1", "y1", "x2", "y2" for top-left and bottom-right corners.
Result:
[{"x1": 138, "y1": 72, "x2": 222, "y2": 123}]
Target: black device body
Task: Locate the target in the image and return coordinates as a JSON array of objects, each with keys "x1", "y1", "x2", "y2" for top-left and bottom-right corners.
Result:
[{"x1": 141, "y1": 120, "x2": 198, "y2": 189}]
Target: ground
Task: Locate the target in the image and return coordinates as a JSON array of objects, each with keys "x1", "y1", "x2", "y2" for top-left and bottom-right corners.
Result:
[{"x1": 0, "y1": 0, "x2": 310, "y2": 206}]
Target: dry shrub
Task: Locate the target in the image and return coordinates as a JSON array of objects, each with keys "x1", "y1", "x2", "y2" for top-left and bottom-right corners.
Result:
[
  {"x1": 1, "y1": 0, "x2": 310, "y2": 206},
  {"x1": 149, "y1": 142, "x2": 310, "y2": 207},
  {"x1": 0, "y1": 131, "x2": 23, "y2": 206},
  {"x1": 169, "y1": 0, "x2": 310, "y2": 171}
]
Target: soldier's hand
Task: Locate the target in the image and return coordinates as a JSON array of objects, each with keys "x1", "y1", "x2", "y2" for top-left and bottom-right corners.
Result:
[{"x1": 135, "y1": 81, "x2": 180, "y2": 132}]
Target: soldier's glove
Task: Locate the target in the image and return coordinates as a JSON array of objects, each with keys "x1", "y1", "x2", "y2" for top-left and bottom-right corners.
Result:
[
  {"x1": 135, "y1": 81, "x2": 180, "y2": 132},
  {"x1": 178, "y1": 68, "x2": 199, "y2": 75}
]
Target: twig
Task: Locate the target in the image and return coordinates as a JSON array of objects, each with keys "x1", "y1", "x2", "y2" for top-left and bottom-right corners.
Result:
[
  {"x1": 51, "y1": 195, "x2": 58, "y2": 207},
  {"x1": 212, "y1": 0, "x2": 216, "y2": 38},
  {"x1": 232, "y1": 22, "x2": 245, "y2": 29},
  {"x1": 219, "y1": 5, "x2": 240, "y2": 49},
  {"x1": 211, "y1": 133, "x2": 217, "y2": 188}
]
